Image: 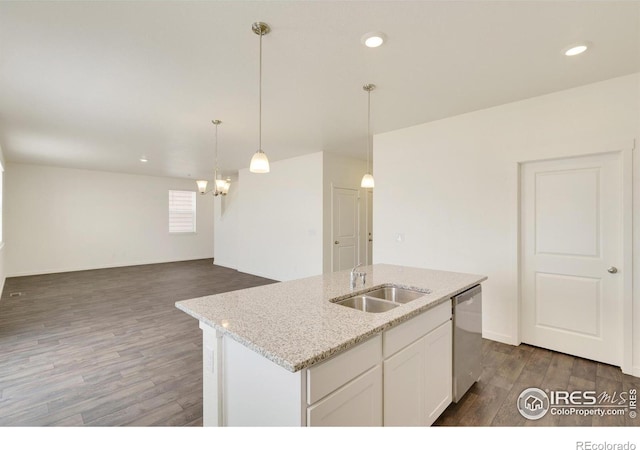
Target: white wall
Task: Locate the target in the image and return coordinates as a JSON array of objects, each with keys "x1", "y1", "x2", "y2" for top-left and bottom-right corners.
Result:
[
  {"x1": 374, "y1": 74, "x2": 640, "y2": 374},
  {"x1": 213, "y1": 174, "x2": 239, "y2": 270},
  {"x1": 322, "y1": 152, "x2": 368, "y2": 273},
  {"x1": 6, "y1": 163, "x2": 214, "y2": 276},
  {"x1": 236, "y1": 152, "x2": 324, "y2": 281},
  {"x1": 215, "y1": 152, "x2": 367, "y2": 280},
  {"x1": 634, "y1": 74, "x2": 640, "y2": 377},
  {"x1": 0, "y1": 145, "x2": 5, "y2": 296}
]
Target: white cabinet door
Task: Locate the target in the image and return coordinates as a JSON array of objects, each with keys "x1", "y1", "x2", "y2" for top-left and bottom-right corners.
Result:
[
  {"x1": 383, "y1": 337, "x2": 425, "y2": 426},
  {"x1": 307, "y1": 365, "x2": 382, "y2": 426},
  {"x1": 424, "y1": 320, "x2": 452, "y2": 425},
  {"x1": 384, "y1": 320, "x2": 452, "y2": 426}
]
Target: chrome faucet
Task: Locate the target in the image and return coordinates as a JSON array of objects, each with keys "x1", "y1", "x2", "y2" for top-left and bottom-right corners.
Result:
[{"x1": 350, "y1": 263, "x2": 366, "y2": 290}]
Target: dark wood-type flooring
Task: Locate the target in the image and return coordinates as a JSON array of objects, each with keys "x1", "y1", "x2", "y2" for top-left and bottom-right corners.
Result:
[
  {"x1": 0, "y1": 259, "x2": 276, "y2": 426},
  {"x1": 435, "y1": 340, "x2": 640, "y2": 426},
  {"x1": 1, "y1": 259, "x2": 638, "y2": 426}
]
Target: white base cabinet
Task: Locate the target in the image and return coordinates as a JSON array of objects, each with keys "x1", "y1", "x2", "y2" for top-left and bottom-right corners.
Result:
[
  {"x1": 424, "y1": 321, "x2": 453, "y2": 424},
  {"x1": 383, "y1": 308, "x2": 452, "y2": 426},
  {"x1": 383, "y1": 335, "x2": 426, "y2": 426},
  {"x1": 200, "y1": 300, "x2": 453, "y2": 427}
]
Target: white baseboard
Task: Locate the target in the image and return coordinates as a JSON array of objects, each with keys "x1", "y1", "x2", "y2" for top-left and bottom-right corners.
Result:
[
  {"x1": 482, "y1": 329, "x2": 517, "y2": 346},
  {"x1": 0, "y1": 242, "x2": 4, "y2": 297},
  {"x1": 235, "y1": 266, "x2": 281, "y2": 282},
  {"x1": 212, "y1": 260, "x2": 238, "y2": 271},
  {"x1": 6, "y1": 255, "x2": 214, "y2": 278}
]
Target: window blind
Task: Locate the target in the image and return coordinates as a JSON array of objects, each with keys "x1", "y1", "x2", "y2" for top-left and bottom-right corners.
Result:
[{"x1": 169, "y1": 190, "x2": 196, "y2": 233}]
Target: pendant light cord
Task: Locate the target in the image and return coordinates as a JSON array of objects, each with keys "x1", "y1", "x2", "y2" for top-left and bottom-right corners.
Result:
[
  {"x1": 365, "y1": 91, "x2": 370, "y2": 266},
  {"x1": 215, "y1": 122, "x2": 219, "y2": 178},
  {"x1": 259, "y1": 30, "x2": 263, "y2": 153},
  {"x1": 248, "y1": 22, "x2": 270, "y2": 173},
  {"x1": 367, "y1": 89, "x2": 371, "y2": 174}
]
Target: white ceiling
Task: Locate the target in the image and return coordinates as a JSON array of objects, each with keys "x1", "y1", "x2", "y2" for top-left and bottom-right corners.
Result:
[{"x1": 1, "y1": 1, "x2": 638, "y2": 180}]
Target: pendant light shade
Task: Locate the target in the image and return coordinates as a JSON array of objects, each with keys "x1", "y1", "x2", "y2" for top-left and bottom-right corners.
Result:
[
  {"x1": 249, "y1": 22, "x2": 271, "y2": 173},
  {"x1": 361, "y1": 84, "x2": 376, "y2": 189},
  {"x1": 196, "y1": 179, "x2": 208, "y2": 194},
  {"x1": 250, "y1": 149, "x2": 270, "y2": 173},
  {"x1": 215, "y1": 178, "x2": 227, "y2": 191},
  {"x1": 361, "y1": 173, "x2": 375, "y2": 188},
  {"x1": 221, "y1": 178, "x2": 231, "y2": 195}
]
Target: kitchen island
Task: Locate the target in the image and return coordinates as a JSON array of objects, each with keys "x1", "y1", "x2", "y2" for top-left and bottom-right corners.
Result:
[{"x1": 176, "y1": 263, "x2": 486, "y2": 426}]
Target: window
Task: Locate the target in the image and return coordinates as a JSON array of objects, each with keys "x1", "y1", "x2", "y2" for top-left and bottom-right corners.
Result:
[{"x1": 169, "y1": 190, "x2": 196, "y2": 233}]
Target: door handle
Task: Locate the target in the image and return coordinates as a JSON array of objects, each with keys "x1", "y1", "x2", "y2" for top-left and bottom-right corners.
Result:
[
  {"x1": 607, "y1": 266, "x2": 618, "y2": 274},
  {"x1": 334, "y1": 241, "x2": 339, "y2": 245}
]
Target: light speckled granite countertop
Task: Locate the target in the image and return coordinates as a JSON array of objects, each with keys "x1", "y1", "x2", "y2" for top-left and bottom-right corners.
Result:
[{"x1": 176, "y1": 264, "x2": 486, "y2": 372}]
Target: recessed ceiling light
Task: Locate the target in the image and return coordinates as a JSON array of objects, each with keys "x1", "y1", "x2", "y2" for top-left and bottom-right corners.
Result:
[
  {"x1": 139, "y1": 156, "x2": 148, "y2": 163},
  {"x1": 361, "y1": 31, "x2": 386, "y2": 48},
  {"x1": 564, "y1": 43, "x2": 589, "y2": 56}
]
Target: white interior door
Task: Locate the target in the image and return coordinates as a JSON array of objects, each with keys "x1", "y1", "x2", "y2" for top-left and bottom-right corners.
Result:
[
  {"x1": 332, "y1": 187, "x2": 359, "y2": 272},
  {"x1": 521, "y1": 152, "x2": 623, "y2": 366}
]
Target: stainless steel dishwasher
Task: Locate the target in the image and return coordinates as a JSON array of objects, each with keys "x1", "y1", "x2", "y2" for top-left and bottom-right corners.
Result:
[{"x1": 452, "y1": 284, "x2": 482, "y2": 402}]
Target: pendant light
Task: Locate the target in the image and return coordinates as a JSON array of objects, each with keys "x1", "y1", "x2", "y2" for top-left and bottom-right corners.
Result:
[
  {"x1": 249, "y1": 22, "x2": 271, "y2": 173},
  {"x1": 221, "y1": 177, "x2": 231, "y2": 195},
  {"x1": 196, "y1": 119, "x2": 230, "y2": 196},
  {"x1": 361, "y1": 84, "x2": 375, "y2": 188}
]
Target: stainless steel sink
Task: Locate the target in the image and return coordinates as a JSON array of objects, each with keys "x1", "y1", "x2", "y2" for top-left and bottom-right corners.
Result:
[
  {"x1": 334, "y1": 295, "x2": 399, "y2": 313},
  {"x1": 332, "y1": 285, "x2": 431, "y2": 313},
  {"x1": 365, "y1": 286, "x2": 429, "y2": 304}
]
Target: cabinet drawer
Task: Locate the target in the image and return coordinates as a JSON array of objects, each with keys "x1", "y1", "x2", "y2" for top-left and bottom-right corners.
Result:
[
  {"x1": 383, "y1": 301, "x2": 451, "y2": 358},
  {"x1": 307, "y1": 334, "x2": 381, "y2": 405},
  {"x1": 307, "y1": 365, "x2": 383, "y2": 426}
]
